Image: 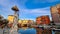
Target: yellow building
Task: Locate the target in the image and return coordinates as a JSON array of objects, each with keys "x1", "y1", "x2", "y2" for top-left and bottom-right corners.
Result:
[
  {"x1": 7, "y1": 15, "x2": 14, "y2": 24},
  {"x1": 22, "y1": 20, "x2": 28, "y2": 24},
  {"x1": 22, "y1": 20, "x2": 28, "y2": 26},
  {"x1": 18, "y1": 19, "x2": 34, "y2": 27},
  {"x1": 8, "y1": 15, "x2": 23, "y2": 24},
  {"x1": 18, "y1": 20, "x2": 22, "y2": 24},
  {"x1": 8, "y1": 16, "x2": 34, "y2": 27},
  {"x1": 18, "y1": 20, "x2": 29, "y2": 24}
]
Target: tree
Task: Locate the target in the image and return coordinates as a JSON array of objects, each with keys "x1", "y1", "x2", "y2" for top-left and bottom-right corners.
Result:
[
  {"x1": 0, "y1": 19, "x2": 9, "y2": 28},
  {"x1": 0, "y1": 15, "x2": 9, "y2": 28},
  {"x1": 0, "y1": 15, "x2": 4, "y2": 28},
  {"x1": 0, "y1": 15, "x2": 4, "y2": 19},
  {"x1": 3, "y1": 19, "x2": 9, "y2": 26}
]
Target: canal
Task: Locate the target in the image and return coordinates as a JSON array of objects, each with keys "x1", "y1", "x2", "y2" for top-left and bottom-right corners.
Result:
[{"x1": 18, "y1": 28, "x2": 36, "y2": 34}]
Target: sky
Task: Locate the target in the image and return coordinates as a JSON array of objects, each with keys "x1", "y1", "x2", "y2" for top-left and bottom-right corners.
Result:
[{"x1": 0, "y1": 0, "x2": 60, "y2": 21}]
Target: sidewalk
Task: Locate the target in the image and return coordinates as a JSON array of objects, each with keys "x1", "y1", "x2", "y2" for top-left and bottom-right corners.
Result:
[{"x1": 0, "y1": 29, "x2": 3, "y2": 34}]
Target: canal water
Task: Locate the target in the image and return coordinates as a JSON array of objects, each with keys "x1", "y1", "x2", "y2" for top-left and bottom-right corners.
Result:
[{"x1": 18, "y1": 28, "x2": 36, "y2": 34}]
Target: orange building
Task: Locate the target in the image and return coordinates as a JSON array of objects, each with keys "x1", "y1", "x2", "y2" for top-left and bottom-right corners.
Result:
[{"x1": 36, "y1": 15, "x2": 50, "y2": 25}]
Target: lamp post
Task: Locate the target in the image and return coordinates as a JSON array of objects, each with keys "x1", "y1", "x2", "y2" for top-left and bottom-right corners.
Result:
[{"x1": 10, "y1": 6, "x2": 19, "y2": 34}]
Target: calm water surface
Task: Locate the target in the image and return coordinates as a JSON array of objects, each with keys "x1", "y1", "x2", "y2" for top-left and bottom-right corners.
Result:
[{"x1": 18, "y1": 28, "x2": 36, "y2": 34}]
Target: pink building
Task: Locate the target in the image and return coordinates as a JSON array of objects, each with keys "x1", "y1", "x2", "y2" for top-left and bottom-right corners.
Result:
[{"x1": 50, "y1": 4, "x2": 60, "y2": 24}]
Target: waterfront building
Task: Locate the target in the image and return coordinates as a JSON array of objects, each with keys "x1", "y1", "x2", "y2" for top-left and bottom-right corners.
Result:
[
  {"x1": 7, "y1": 15, "x2": 14, "y2": 24},
  {"x1": 36, "y1": 15, "x2": 50, "y2": 25},
  {"x1": 18, "y1": 19, "x2": 34, "y2": 27},
  {"x1": 7, "y1": 15, "x2": 14, "y2": 28},
  {"x1": 50, "y1": 4, "x2": 60, "y2": 24}
]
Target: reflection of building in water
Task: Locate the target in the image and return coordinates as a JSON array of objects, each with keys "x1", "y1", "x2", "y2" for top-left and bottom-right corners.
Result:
[
  {"x1": 36, "y1": 15, "x2": 51, "y2": 34},
  {"x1": 36, "y1": 15, "x2": 50, "y2": 25},
  {"x1": 35, "y1": 27, "x2": 52, "y2": 34},
  {"x1": 51, "y1": 4, "x2": 60, "y2": 24}
]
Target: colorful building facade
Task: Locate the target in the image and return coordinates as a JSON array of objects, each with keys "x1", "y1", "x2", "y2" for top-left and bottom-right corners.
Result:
[
  {"x1": 18, "y1": 19, "x2": 34, "y2": 27},
  {"x1": 51, "y1": 4, "x2": 60, "y2": 24},
  {"x1": 7, "y1": 15, "x2": 14, "y2": 28},
  {"x1": 36, "y1": 15, "x2": 50, "y2": 25},
  {"x1": 7, "y1": 15, "x2": 14, "y2": 24}
]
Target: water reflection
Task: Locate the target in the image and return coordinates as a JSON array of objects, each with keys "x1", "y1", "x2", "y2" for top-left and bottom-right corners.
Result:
[{"x1": 18, "y1": 28, "x2": 36, "y2": 34}]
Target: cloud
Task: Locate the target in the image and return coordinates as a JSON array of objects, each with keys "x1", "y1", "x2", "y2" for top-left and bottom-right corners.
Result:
[
  {"x1": 30, "y1": 9, "x2": 49, "y2": 14},
  {"x1": 0, "y1": 0, "x2": 15, "y2": 7},
  {"x1": 0, "y1": 0, "x2": 52, "y2": 20},
  {"x1": 19, "y1": 7, "x2": 52, "y2": 20},
  {"x1": 20, "y1": 7, "x2": 51, "y2": 15},
  {"x1": 20, "y1": 16, "x2": 36, "y2": 21}
]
